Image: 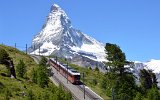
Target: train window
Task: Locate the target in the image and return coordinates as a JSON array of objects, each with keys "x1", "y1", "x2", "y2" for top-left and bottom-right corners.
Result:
[
  {"x1": 72, "y1": 70, "x2": 78, "y2": 73},
  {"x1": 70, "y1": 69, "x2": 78, "y2": 73},
  {"x1": 63, "y1": 64, "x2": 67, "y2": 67},
  {"x1": 68, "y1": 67, "x2": 72, "y2": 69},
  {"x1": 74, "y1": 75, "x2": 80, "y2": 80}
]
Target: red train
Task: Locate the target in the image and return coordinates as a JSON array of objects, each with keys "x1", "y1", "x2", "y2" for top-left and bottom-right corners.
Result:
[{"x1": 49, "y1": 58, "x2": 81, "y2": 84}]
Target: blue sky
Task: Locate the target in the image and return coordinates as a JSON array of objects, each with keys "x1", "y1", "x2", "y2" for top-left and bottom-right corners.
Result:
[{"x1": 0, "y1": 0, "x2": 160, "y2": 62}]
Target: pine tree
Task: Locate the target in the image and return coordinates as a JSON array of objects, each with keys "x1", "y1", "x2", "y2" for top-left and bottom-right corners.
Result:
[
  {"x1": 140, "y1": 69, "x2": 152, "y2": 91},
  {"x1": 147, "y1": 87, "x2": 160, "y2": 100},
  {"x1": 0, "y1": 48, "x2": 10, "y2": 65},
  {"x1": 105, "y1": 43, "x2": 126, "y2": 75},
  {"x1": 30, "y1": 56, "x2": 49, "y2": 88},
  {"x1": 105, "y1": 43, "x2": 137, "y2": 99},
  {"x1": 95, "y1": 66, "x2": 99, "y2": 72},
  {"x1": 134, "y1": 92, "x2": 143, "y2": 100},
  {"x1": 31, "y1": 68, "x2": 37, "y2": 83},
  {"x1": 100, "y1": 77, "x2": 107, "y2": 90},
  {"x1": 16, "y1": 59, "x2": 26, "y2": 78},
  {"x1": 39, "y1": 56, "x2": 47, "y2": 67},
  {"x1": 37, "y1": 65, "x2": 49, "y2": 88},
  {"x1": 139, "y1": 69, "x2": 158, "y2": 94},
  {"x1": 149, "y1": 70, "x2": 158, "y2": 88}
]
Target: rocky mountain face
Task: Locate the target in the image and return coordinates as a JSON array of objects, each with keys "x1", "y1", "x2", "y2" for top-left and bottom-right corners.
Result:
[{"x1": 29, "y1": 4, "x2": 106, "y2": 70}]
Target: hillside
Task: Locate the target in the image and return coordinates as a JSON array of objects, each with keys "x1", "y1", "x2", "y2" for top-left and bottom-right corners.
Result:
[{"x1": 0, "y1": 45, "x2": 71, "y2": 100}]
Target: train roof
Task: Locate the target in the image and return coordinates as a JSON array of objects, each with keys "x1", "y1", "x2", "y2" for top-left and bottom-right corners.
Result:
[{"x1": 50, "y1": 58, "x2": 80, "y2": 75}]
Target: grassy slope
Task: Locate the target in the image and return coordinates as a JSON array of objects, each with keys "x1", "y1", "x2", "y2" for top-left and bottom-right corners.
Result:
[
  {"x1": 0, "y1": 75, "x2": 59, "y2": 100},
  {"x1": 57, "y1": 58, "x2": 111, "y2": 100},
  {"x1": 0, "y1": 44, "x2": 36, "y2": 79},
  {"x1": 0, "y1": 45, "x2": 70, "y2": 100}
]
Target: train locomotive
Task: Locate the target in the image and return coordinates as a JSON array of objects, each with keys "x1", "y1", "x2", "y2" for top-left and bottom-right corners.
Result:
[{"x1": 49, "y1": 58, "x2": 80, "y2": 84}]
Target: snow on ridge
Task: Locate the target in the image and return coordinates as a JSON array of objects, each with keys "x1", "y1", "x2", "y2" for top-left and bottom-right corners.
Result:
[
  {"x1": 134, "y1": 61, "x2": 144, "y2": 63},
  {"x1": 52, "y1": 4, "x2": 60, "y2": 8},
  {"x1": 134, "y1": 59, "x2": 160, "y2": 74},
  {"x1": 31, "y1": 42, "x2": 59, "y2": 56},
  {"x1": 83, "y1": 33, "x2": 104, "y2": 46},
  {"x1": 71, "y1": 43, "x2": 106, "y2": 61},
  {"x1": 144, "y1": 59, "x2": 160, "y2": 73}
]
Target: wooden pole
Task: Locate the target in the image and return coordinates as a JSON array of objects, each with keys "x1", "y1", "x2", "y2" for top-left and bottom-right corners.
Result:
[
  {"x1": 83, "y1": 72, "x2": 85, "y2": 99},
  {"x1": 34, "y1": 45, "x2": 35, "y2": 55},
  {"x1": 15, "y1": 43, "x2": 16, "y2": 49},
  {"x1": 26, "y1": 44, "x2": 27, "y2": 54},
  {"x1": 39, "y1": 46, "x2": 40, "y2": 56}
]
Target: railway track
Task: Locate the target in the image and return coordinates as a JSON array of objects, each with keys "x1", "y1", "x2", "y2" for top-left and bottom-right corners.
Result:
[
  {"x1": 52, "y1": 72, "x2": 100, "y2": 100},
  {"x1": 76, "y1": 84, "x2": 101, "y2": 100},
  {"x1": 52, "y1": 74, "x2": 79, "y2": 100},
  {"x1": 30, "y1": 54, "x2": 41, "y2": 63}
]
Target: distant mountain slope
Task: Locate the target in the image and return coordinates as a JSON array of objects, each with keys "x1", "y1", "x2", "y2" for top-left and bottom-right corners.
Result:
[
  {"x1": 133, "y1": 59, "x2": 160, "y2": 86},
  {"x1": 134, "y1": 59, "x2": 160, "y2": 74},
  {"x1": 29, "y1": 4, "x2": 106, "y2": 69}
]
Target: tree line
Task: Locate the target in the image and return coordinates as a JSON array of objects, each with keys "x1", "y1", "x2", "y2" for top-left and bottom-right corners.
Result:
[{"x1": 102, "y1": 43, "x2": 160, "y2": 100}]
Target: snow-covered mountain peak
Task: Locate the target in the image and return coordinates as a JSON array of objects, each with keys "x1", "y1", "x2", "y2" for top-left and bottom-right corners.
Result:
[
  {"x1": 50, "y1": 4, "x2": 63, "y2": 13},
  {"x1": 32, "y1": 4, "x2": 71, "y2": 46},
  {"x1": 50, "y1": 4, "x2": 68, "y2": 18},
  {"x1": 29, "y1": 4, "x2": 106, "y2": 68},
  {"x1": 49, "y1": 4, "x2": 69, "y2": 23},
  {"x1": 51, "y1": 4, "x2": 60, "y2": 9}
]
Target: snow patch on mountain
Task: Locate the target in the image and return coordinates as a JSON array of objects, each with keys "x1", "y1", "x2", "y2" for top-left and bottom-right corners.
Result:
[
  {"x1": 71, "y1": 43, "x2": 106, "y2": 61},
  {"x1": 30, "y1": 42, "x2": 59, "y2": 56}
]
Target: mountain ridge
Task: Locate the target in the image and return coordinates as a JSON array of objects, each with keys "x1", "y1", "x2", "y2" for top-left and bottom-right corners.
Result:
[
  {"x1": 29, "y1": 4, "x2": 106, "y2": 69},
  {"x1": 134, "y1": 59, "x2": 160, "y2": 74}
]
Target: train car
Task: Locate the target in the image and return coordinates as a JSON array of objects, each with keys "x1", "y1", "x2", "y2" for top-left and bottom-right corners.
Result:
[
  {"x1": 49, "y1": 58, "x2": 60, "y2": 71},
  {"x1": 49, "y1": 58, "x2": 80, "y2": 84}
]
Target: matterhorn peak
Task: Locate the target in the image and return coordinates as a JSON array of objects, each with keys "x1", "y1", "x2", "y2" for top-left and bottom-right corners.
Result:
[
  {"x1": 50, "y1": 4, "x2": 61, "y2": 12},
  {"x1": 52, "y1": 4, "x2": 60, "y2": 8},
  {"x1": 29, "y1": 4, "x2": 106, "y2": 69},
  {"x1": 48, "y1": 3, "x2": 69, "y2": 25}
]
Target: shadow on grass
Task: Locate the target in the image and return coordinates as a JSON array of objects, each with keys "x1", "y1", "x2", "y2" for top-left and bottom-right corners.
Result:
[{"x1": 0, "y1": 73, "x2": 10, "y2": 77}]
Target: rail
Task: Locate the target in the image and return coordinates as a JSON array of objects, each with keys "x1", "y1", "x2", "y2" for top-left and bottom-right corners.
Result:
[
  {"x1": 30, "y1": 54, "x2": 41, "y2": 63},
  {"x1": 52, "y1": 74, "x2": 79, "y2": 100},
  {"x1": 76, "y1": 85, "x2": 101, "y2": 100}
]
